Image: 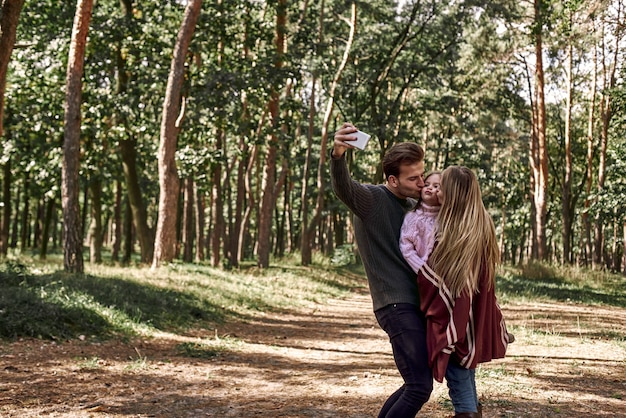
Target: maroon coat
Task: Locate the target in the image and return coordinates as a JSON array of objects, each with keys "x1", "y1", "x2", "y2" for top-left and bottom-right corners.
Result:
[{"x1": 417, "y1": 261, "x2": 510, "y2": 383}]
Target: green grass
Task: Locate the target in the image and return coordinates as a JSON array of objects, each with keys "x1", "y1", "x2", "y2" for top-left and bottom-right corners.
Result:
[
  {"x1": 496, "y1": 262, "x2": 626, "y2": 307},
  {"x1": 1, "y1": 255, "x2": 623, "y2": 343},
  {"x1": 0, "y1": 256, "x2": 366, "y2": 341}
]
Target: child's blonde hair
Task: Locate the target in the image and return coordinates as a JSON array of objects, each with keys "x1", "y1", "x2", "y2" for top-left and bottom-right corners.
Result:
[{"x1": 428, "y1": 166, "x2": 500, "y2": 297}]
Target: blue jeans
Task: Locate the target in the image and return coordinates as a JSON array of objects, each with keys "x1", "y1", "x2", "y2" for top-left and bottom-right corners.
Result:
[
  {"x1": 446, "y1": 359, "x2": 478, "y2": 413},
  {"x1": 375, "y1": 303, "x2": 433, "y2": 417}
]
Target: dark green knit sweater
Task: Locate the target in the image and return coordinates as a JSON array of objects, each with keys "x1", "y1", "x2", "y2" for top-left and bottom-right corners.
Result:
[{"x1": 330, "y1": 155, "x2": 419, "y2": 311}]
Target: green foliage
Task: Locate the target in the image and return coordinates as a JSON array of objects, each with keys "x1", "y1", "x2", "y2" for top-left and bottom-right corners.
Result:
[
  {"x1": 330, "y1": 244, "x2": 357, "y2": 267},
  {"x1": 3, "y1": 0, "x2": 624, "y2": 270}
]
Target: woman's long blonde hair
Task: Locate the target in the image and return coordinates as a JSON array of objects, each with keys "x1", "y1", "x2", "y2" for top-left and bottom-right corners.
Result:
[{"x1": 428, "y1": 166, "x2": 500, "y2": 298}]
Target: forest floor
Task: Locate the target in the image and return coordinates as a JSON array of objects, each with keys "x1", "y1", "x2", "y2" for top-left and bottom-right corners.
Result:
[{"x1": 1, "y1": 287, "x2": 625, "y2": 417}]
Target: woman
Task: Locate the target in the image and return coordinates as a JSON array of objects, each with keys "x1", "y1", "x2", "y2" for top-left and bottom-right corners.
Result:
[{"x1": 417, "y1": 166, "x2": 512, "y2": 418}]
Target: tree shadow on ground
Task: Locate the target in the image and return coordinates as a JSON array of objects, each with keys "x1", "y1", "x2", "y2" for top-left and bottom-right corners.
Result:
[
  {"x1": 0, "y1": 271, "x2": 233, "y2": 340},
  {"x1": 497, "y1": 274, "x2": 626, "y2": 307}
]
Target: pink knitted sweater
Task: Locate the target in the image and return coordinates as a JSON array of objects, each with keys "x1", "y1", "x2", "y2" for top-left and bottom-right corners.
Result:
[{"x1": 400, "y1": 203, "x2": 440, "y2": 273}]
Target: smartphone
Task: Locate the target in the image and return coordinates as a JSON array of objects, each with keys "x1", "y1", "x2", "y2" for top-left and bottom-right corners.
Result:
[{"x1": 350, "y1": 130, "x2": 371, "y2": 150}]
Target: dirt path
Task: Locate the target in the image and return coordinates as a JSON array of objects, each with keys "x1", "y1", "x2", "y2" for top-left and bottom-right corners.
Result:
[{"x1": 1, "y1": 290, "x2": 625, "y2": 417}]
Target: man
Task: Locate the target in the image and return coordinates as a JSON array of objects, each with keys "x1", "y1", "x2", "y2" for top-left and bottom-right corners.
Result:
[{"x1": 330, "y1": 122, "x2": 432, "y2": 417}]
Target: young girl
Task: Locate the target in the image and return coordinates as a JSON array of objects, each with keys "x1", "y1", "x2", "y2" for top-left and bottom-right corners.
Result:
[
  {"x1": 413, "y1": 166, "x2": 511, "y2": 418},
  {"x1": 399, "y1": 171, "x2": 441, "y2": 274}
]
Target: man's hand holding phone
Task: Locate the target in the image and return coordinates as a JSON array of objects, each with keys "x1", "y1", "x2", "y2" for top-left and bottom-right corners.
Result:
[
  {"x1": 350, "y1": 130, "x2": 371, "y2": 150},
  {"x1": 332, "y1": 123, "x2": 371, "y2": 158}
]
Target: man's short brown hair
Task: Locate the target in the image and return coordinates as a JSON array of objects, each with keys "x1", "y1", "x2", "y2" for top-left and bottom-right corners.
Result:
[{"x1": 382, "y1": 142, "x2": 425, "y2": 180}]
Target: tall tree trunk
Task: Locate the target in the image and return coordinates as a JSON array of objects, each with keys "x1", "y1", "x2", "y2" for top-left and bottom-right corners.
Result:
[
  {"x1": 257, "y1": 0, "x2": 287, "y2": 268},
  {"x1": 80, "y1": 183, "x2": 88, "y2": 240},
  {"x1": 0, "y1": 0, "x2": 23, "y2": 256},
  {"x1": 224, "y1": 154, "x2": 235, "y2": 266},
  {"x1": 211, "y1": 0, "x2": 225, "y2": 268},
  {"x1": 274, "y1": 180, "x2": 290, "y2": 258},
  {"x1": 152, "y1": 0, "x2": 201, "y2": 268},
  {"x1": 1, "y1": 157, "x2": 10, "y2": 255},
  {"x1": 273, "y1": 82, "x2": 294, "y2": 258},
  {"x1": 194, "y1": 181, "x2": 205, "y2": 263},
  {"x1": 228, "y1": 138, "x2": 246, "y2": 267},
  {"x1": 211, "y1": 130, "x2": 224, "y2": 267},
  {"x1": 300, "y1": 71, "x2": 316, "y2": 265},
  {"x1": 301, "y1": 0, "x2": 324, "y2": 266},
  {"x1": 111, "y1": 179, "x2": 122, "y2": 262},
  {"x1": 10, "y1": 187, "x2": 19, "y2": 247},
  {"x1": 112, "y1": 0, "x2": 131, "y2": 264},
  {"x1": 582, "y1": 23, "x2": 597, "y2": 267},
  {"x1": 122, "y1": 198, "x2": 133, "y2": 264},
  {"x1": 182, "y1": 177, "x2": 194, "y2": 263},
  {"x1": 88, "y1": 178, "x2": 103, "y2": 263},
  {"x1": 238, "y1": 103, "x2": 270, "y2": 263},
  {"x1": 61, "y1": 0, "x2": 93, "y2": 273},
  {"x1": 120, "y1": 137, "x2": 154, "y2": 262},
  {"x1": 19, "y1": 167, "x2": 30, "y2": 251},
  {"x1": 499, "y1": 158, "x2": 510, "y2": 261},
  {"x1": 593, "y1": 6, "x2": 621, "y2": 267},
  {"x1": 562, "y1": 22, "x2": 573, "y2": 265},
  {"x1": 239, "y1": 123, "x2": 263, "y2": 263},
  {"x1": 39, "y1": 197, "x2": 55, "y2": 260},
  {"x1": 33, "y1": 201, "x2": 42, "y2": 249},
  {"x1": 611, "y1": 213, "x2": 619, "y2": 271},
  {"x1": 0, "y1": 0, "x2": 25, "y2": 144},
  {"x1": 228, "y1": 9, "x2": 252, "y2": 268},
  {"x1": 531, "y1": 0, "x2": 548, "y2": 261},
  {"x1": 622, "y1": 221, "x2": 626, "y2": 274},
  {"x1": 302, "y1": 1, "x2": 355, "y2": 265}
]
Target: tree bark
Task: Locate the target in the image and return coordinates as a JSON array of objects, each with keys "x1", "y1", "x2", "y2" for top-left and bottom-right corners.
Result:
[
  {"x1": 211, "y1": 2, "x2": 225, "y2": 267},
  {"x1": 111, "y1": 179, "x2": 122, "y2": 262},
  {"x1": 39, "y1": 197, "x2": 55, "y2": 260},
  {"x1": 562, "y1": 21, "x2": 573, "y2": 265},
  {"x1": 0, "y1": 0, "x2": 21, "y2": 255},
  {"x1": 0, "y1": 0, "x2": 25, "y2": 144},
  {"x1": 228, "y1": 145, "x2": 245, "y2": 267},
  {"x1": 152, "y1": 0, "x2": 201, "y2": 268},
  {"x1": 182, "y1": 177, "x2": 194, "y2": 263},
  {"x1": 531, "y1": 0, "x2": 548, "y2": 261},
  {"x1": 582, "y1": 23, "x2": 597, "y2": 267},
  {"x1": 122, "y1": 198, "x2": 133, "y2": 264},
  {"x1": 194, "y1": 181, "x2": 205, "y2": 263},
  {"x1": 300, "y1": 0, "x2": 324, "y2": 266},
  {"x1": 211, "y1": 130, "x2": 224, "y2": 267},
  {"x1": 300, "y1": 71, "x2": 316, "y2": 265},
  {"x1": 622, "y1": 221, "x2": 626, "y2": 274},
  {"x1": 19, "y1": 166, "x2": 30, "y2": 251},
  {"x1": 257, "y1": 0, "x2": 287, "y2": 268},
  {"x1": 1, "y1": 157, "x2": 10, "y2": 255},
  {"x1": 10, "y1": 187, "x2": 19, "y2": 248},
  {"x1": 61, "y1": 0, "x2": 93, "y2": 273},
  {"x1": 302, "y1": 1, "x2": 355, "y2": 265},
  {"x1": 228, "y1": 5, "x2": 254, "y2": 268},
  {"x1": 111, "y1": 0, "x2": 131, "y2": 264},
  {"x1": 88, "y1": 178, "x2": 103, "y2": 263},
  {"x1": 119, "y1": 137, "x2": 154, "y2": 263},
  {"x1": 593, "y1": 9, "x2": 621, "y2": 268}
]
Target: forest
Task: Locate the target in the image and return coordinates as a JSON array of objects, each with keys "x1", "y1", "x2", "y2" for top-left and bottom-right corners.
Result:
[{"x1": 1, "y1": 0, "x2": 625, "y2": 273}]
